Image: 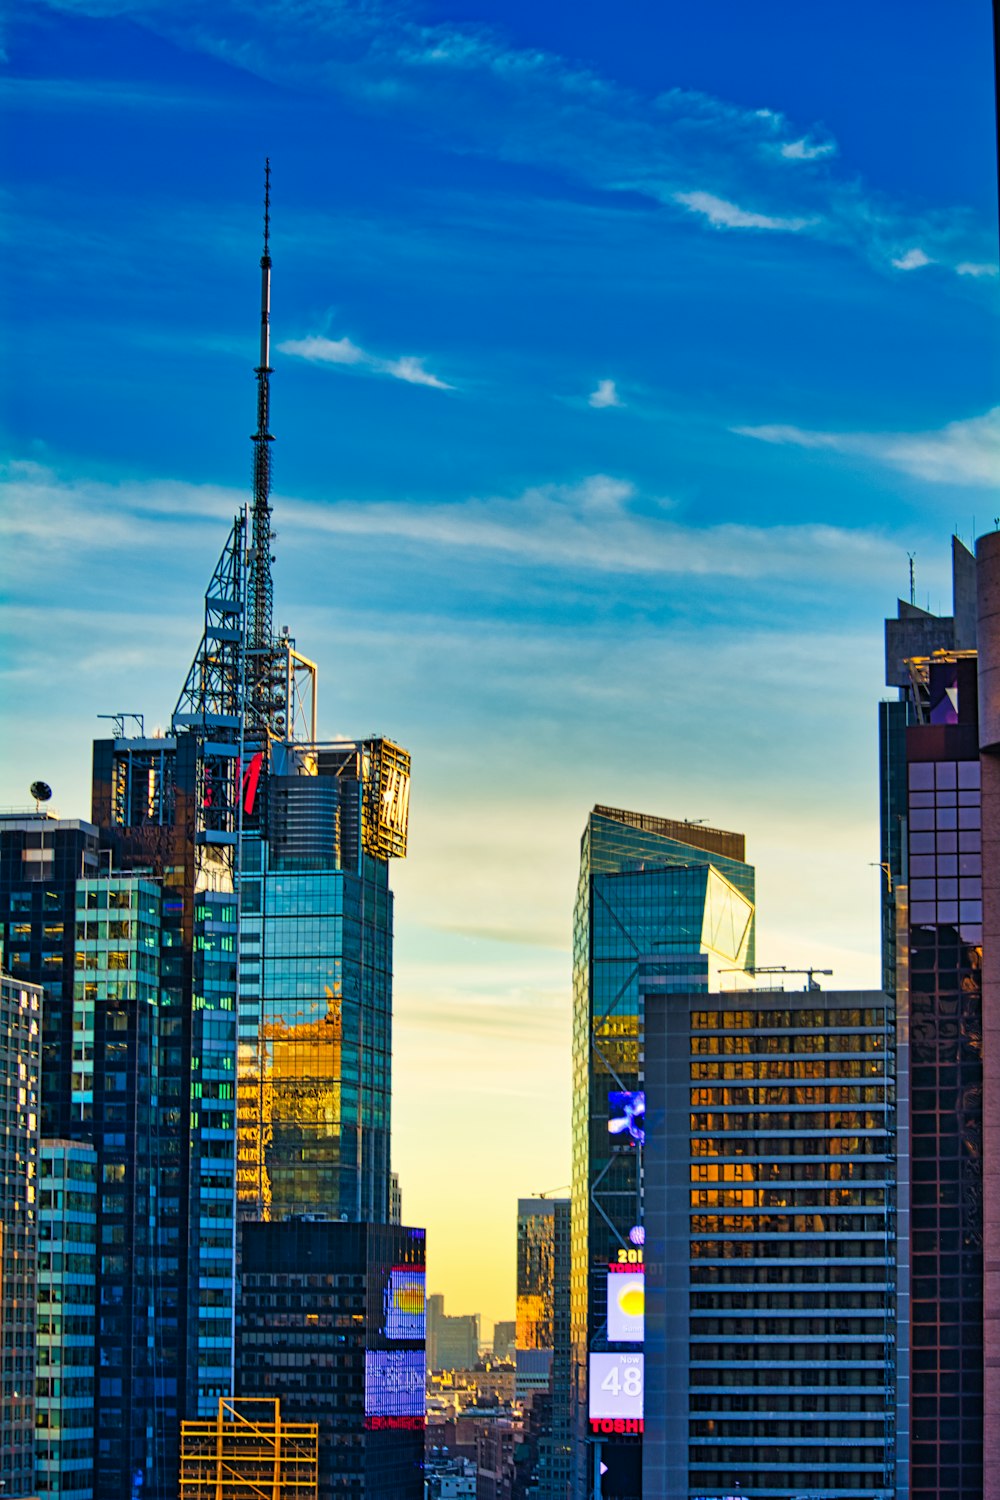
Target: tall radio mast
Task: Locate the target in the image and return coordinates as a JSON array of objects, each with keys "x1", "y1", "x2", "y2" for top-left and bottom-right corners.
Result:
[{"x1": 248, "y1": 159, "x2": 276, "y2": 732}]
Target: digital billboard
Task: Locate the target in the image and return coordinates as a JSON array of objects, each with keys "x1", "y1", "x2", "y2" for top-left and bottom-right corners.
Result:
[
  {"x1": 383, "y1": 1266, "x2": 426, "y2": 1341},
  {"x1": 608, "y1": 1090, "x2": 645, "y2": 1145},
  {"x1": 606, "y1": 1270, "x2": 644, "y2": 1343},
  {"x1": 589, "y1": 1352, "x2": 644, "y2": 1421},
  {"x1": 365, "y1": 1348, "x2": 426, "y2": 1418}
]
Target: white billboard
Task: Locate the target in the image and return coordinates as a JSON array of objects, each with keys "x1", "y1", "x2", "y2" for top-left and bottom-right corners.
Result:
[
  {"x1": 606, "y1": 1270, "x2": 644, "y2": 1343},
  {"x1": 589, "y1": 1352, "x2": 644, "y2": 1420}
]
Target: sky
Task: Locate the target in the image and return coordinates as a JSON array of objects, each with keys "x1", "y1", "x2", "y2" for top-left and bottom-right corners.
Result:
[{"x1": 2, "y1": 1, "x2": 998, "y2": 1337}]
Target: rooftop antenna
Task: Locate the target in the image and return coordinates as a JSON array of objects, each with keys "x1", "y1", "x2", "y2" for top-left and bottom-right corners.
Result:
[
  {"x1": 248, "y1": 158, "x2": 276, "y2": 731},
  {"x1": 907, "y1": 552, "x2": 916, "y2": 606}
]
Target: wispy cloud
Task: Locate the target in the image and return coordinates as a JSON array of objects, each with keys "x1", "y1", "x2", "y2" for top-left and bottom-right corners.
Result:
[
  {"x1": 674, "y1": 190, "x2": 814, "y2": 233},
  {"x1": 279, "y1": 333, "x2": 452, "y2": 389},
  {"x1": 278, "y1": 474, "x2": 901, "y2": 585},
  {"x1": 956, "y1": 261, "x2": 999, "y2": 278},
  {"x1": 2, "y1": 459, "x2": 901, "y2": 589},
  {"x1": 734, "y1": 408, "x2": 1000, "y2": 488},
  {"x1": 588, "y1": 378, "x2": 622, "y2": 409},
  {"x1": 890, "y1": 247, "x2": 932, "y2": 271},
  {"x1": 780, "y1": 136, "x2": 836, "y2": 162},
  {"x1": 34, "y1": 0, "x2": 995, "y2": 281}
]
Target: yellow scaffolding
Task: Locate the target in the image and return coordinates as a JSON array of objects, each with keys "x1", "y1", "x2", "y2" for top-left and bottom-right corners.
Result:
[{"x1": 179, "y1": 1397, "x2": 319, "y2": 1500}]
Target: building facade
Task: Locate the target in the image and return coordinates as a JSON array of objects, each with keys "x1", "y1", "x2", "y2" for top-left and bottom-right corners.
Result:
[
  {"x1": 0, "y1": 966, "x2": 41, "y2": 1499},
  {"x1": 36, "y1": 1138, "x2": 98, "y2": 1500},
  {"x1": 879, "y1": 539, "x2": 984, "y2": 1499},
  {"x1": 0, "y1": 813, "x2": 101, "y2": 1137},
  {"x1": 429, "y1": 1295, "x2": 482, "y2": 1372},
  {"x1": 236, "y1": 736, "x2": 409, "y2": 1227},
  {"x1": 237, "y1": 1218, "x2": 426, "y2": 1500},
  {"x1": 571, "y1": 805, "x2": 755, "y2": 1498},
  {"x1": 642, "y1": 987, "x2": 897, "y2": 1499},
  {"x1": 515, "y1": 1196, "x2": 571, "y2": 1499}
]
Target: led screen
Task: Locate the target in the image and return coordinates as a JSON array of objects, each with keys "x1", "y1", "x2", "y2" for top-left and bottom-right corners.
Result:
[
  {"x1": 589, "y1": 1352, "x2": 644, "y2": 1420},
  {"x1": 384, "y1": 1266, "x2": 426, "y2": 1341},
  {"x1": 608, "y1": 1090, "x2": 645, "y2": 1145},
  {"x1": 365, "y1": 1349, "x2": 426, "y2": 1417},
  {"x1": 606, "y1": 1270, "x2": 644, "y2": 1343}
]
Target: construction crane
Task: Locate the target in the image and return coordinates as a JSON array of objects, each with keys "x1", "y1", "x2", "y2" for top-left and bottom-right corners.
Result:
[
  {"x1": 721, "y1": 965, "x2": 834, "y2": 991},
  {"x1": 748, "y1": 965, "x2": 833, "y2": 992}
]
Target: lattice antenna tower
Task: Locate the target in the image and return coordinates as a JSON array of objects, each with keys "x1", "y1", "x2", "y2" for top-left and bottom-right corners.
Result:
[{"x1": 248, "y1": 158, "x2": 277, "y2": 733}]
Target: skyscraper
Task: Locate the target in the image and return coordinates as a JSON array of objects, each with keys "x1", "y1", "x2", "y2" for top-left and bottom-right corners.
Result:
[
  {"x1": 879, "y1": 539, "x2": 984, "y2": 1499},
  {"x1": 571, "y1": 805, "x2": 755, "y2": 1498},
  {"x1": 35, "y1": 1138, "x2": 98, "y2": 1500},
  {"x1": 236, "y1": 735, "x2": 410, "y2": 1226},
  {"x1": 0, "y1": 964, "x2": 41, "y2": 1499},
  {"x1": 516, "y1": 1196, "x2": 571, "y2": 1499},
  {"x1": 0, "y1": 812, "x2": 101, "y2": 1137},
  {"x1": 642, "y1": 985, "x2": 897, "y2": 1499},
  {"x1": 237, "y1": 1218, "x2": 426, "y2": 1500}
]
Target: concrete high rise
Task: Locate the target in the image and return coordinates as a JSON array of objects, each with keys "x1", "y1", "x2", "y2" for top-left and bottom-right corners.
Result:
[
  {"x1": 570, "y1": 804, "x2": 755, "y2": 1498},
  {"x1": 642, "y1": 986, "x2": 897, "y2": 1499}
]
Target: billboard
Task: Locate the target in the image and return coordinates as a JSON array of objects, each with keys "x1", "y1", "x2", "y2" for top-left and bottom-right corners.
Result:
[
  {"x1": 606, "y1": 1270, "x2": 644, "y2": 1343},
  {"x1": 383, "y1": 1266, "x2": 426, "y2": 1341},
  {"x1": 365, "y1": 1348, "x2": 425, "y2": 1418},
  {"x1": 589, "y1": 1352, "x2": 644, "y2": 1420},
  {"x1": 608, "y1": 1090, "x2": 645, "y2": 1145}
]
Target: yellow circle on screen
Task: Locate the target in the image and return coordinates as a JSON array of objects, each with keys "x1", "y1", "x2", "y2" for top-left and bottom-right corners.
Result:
[{"x1": 618, "y1": 1284, "x2": 644, "y2": 1318}]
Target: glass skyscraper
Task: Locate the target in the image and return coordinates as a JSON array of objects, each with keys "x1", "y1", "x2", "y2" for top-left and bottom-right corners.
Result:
[
  {"x1": 236, "y1": 738, "x2": 408, "y2": 1225},
  {"x1": 0, "y1": 965, "x2": 41, "y2": 1499},
  {"x1": 516, "y1": 1196, "x2": 572, "y2": 1499},
  {"x1": 879, "y1": 539, "x2": 984, "y2": 1499},
  {"x1": 571, "y1": 804, "x2": 755, "y2": 1498},
  {"x1": 36, "y1": 1138, "x2": 97, "y2": 1500}
]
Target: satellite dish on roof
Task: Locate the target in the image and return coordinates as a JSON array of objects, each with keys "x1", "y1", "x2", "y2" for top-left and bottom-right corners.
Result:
[{"x1": 30, "y1": 781, "x2": 53, "y2": 808}]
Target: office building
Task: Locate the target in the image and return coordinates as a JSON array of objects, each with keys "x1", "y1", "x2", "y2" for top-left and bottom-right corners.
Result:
[
  {"x1": 571, "y1": 805, "x2": 755, "y2": 1496},
  {"x1": 35, "y1": 1138, "x2": 97, "y2": 1500},
  {"x1": 515, "y1": 1196, "x2": 571, "y2": 1499},
  {"x1": 237, "y1": 1218, "x2": 426, "y2": 1500},
  {"x1": 0, "y1": 965, "x2": 41, "y2": 1499},
  {"x1": 642, "y1": 986, "x2": 897, "y2": 1499},
  {"x1": 879, "y1": 539, "x2": 984, "y2": 1499},
  {"x1": 428, "y1": 1294, "x2": 482, "y2": 1371},
  {"x1": 0, "y1": 812, "x2": 101, "y2": 1136},
  {"x1": 493, "y1": 1321, "x2": 516, "y2": 1361},
  {"x1": 236, "y1": 735, "x2": 410, "y2": 1226}
]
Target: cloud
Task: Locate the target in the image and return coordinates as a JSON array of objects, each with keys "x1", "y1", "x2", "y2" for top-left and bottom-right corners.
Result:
[
  {"x1": 956, "y1": 261, "x2": 999, "y2": 278},
  {"x1": 382, "y1": 355, "x2": 452, "y2": 389},
  {"x1": 734, "y1": 407, "x2": 1000, "y2": 488},
  {"x1": 890, "y1": 247, "x2": 932, "y2": 271},
  {"x1": 277, "y1": 473, "x2": 902, "y2": 586},
  {"x1": 588, "y1": 378, "x2": 622, "y2": 409},
  {"x1": 780, "y1": 136, "x2": 836, "y2": 162},
  {"x1": 31, "y1": 0, "x2": 994, "y2": 282},
  {"x1": 673, "y1": 190, "x2": 814, "y2": 233},
  {"x1": 279, "y1": 333, "x2": 453, "y2": 389},
  {"x1": 1, "y1": 458, "x2": 902, "y2": 592}
]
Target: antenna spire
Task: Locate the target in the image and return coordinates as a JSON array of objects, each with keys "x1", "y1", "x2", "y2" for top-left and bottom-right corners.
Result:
[{"x1": 248, "y1": 158, "x2": 276, "y2": 732}]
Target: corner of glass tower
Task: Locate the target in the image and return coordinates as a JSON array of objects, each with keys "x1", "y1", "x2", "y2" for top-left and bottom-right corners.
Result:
[{"x1": 569, "y1": 803, "x2": 756, "y2": 1497}]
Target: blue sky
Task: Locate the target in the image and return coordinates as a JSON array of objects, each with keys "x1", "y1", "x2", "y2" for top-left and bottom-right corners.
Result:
[{"x1": 2, "y1": 0, "x2": 998, "y2": 1330}]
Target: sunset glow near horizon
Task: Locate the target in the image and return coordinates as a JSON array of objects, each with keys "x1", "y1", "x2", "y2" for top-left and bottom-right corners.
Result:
[{"x1": 2, "y1": 0, "x2": 998, "y2": 1335}]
